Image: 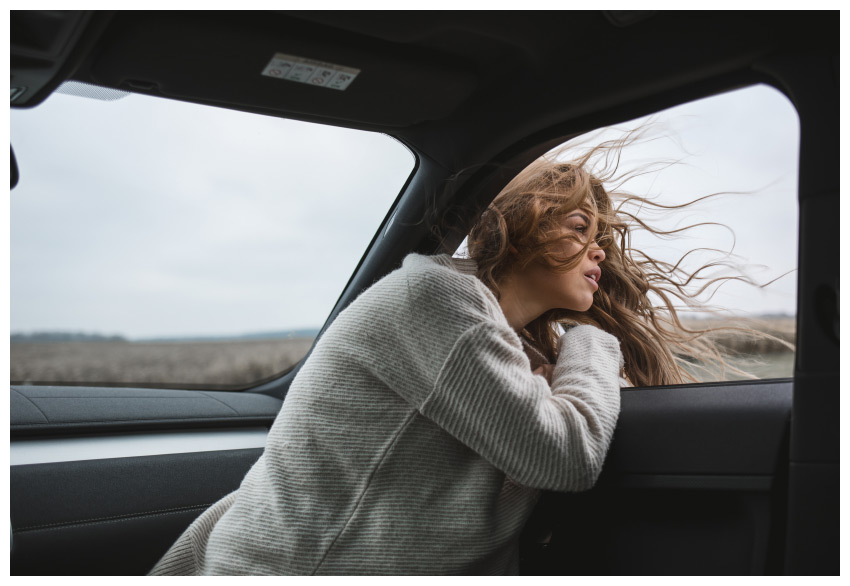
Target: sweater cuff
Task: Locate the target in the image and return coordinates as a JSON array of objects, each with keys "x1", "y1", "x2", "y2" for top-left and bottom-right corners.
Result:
[{"x1": 557, "y1": 325, "x2": 624, "y2": 374}]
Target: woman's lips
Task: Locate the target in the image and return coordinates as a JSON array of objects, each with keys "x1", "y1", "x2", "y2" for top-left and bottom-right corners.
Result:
[{"x1": 584, "y1": 267, "x2": 601, "y2": 290}]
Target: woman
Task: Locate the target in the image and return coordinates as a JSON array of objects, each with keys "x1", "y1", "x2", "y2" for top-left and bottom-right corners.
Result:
[{"x1": 149, "y1": 141, "x2": 729, "y2": 576}]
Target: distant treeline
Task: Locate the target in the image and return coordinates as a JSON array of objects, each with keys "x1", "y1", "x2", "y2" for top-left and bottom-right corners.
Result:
[
  {"x1": 11, "y1": 332, "x2": 127, "y2": 343},
  {"x1": 137, "y1": 329, "x2": 320, "y2": 343},
  {"x1": 11, "y1": 328, "x2": 320, "y2": 344}
]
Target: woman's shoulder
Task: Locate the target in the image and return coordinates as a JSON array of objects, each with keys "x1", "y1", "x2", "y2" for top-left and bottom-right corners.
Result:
[
  {"x1": 397, "y1": 253, "x2": 503, "y2": 323},
  {"x1": 400, "y1": 252, "x2": 478, "y2": 277},
  {"x1": 401, "y1": 252, "x2": 491, "y2": 296}
]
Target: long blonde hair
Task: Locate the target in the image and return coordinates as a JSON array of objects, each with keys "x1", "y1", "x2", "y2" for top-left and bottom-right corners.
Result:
[{"x1": 465, "y1": 131, "x2": 788, "y2": 387}]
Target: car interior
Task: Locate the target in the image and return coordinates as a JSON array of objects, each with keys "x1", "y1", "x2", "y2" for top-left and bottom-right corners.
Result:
[{"x1": 10, "y1": 10, "x2": 838, "y2": 575}]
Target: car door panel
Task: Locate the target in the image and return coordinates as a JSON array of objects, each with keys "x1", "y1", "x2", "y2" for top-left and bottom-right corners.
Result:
[
  {"x1": 10, "y1": 385, "x2": 280, "y2": 576},
  {"x1": 11, "y1": 447, "x2": 265, "y2": 575},
  {"x1": 520, "y1": 380, "x2": 792, "y2": 575},
  {"x1": 605, "y1": 380, "x2": 791, "y2": 476}
]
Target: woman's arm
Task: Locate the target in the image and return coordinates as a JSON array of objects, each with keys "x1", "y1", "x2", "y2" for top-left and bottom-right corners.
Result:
[{"x1": 420, "y1": 323, "x2": 622, "y2": 492}]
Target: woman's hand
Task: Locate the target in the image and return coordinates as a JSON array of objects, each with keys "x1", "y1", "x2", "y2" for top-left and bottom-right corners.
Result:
[{"x1": 532, "y1": 363, "x2": 554, "y2": 385}]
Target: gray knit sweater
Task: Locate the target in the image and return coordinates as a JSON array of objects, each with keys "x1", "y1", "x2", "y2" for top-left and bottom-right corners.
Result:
[{"x1": 149, "y1": 253, "x2": 623, "y2": 576}]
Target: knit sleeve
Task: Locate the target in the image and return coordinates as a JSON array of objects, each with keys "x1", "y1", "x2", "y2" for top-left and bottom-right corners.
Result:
[{"x1": 420, "y1": 323, "x2": 622, "y2": 492}]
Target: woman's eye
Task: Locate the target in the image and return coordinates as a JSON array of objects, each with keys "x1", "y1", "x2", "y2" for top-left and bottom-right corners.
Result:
[{"x1": 573, "y1": 224, "x2": 587, "y2": 234}]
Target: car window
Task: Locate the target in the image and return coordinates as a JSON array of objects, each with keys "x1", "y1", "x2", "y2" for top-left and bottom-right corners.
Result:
[
  {"x1": 10, "y1": 84, "x2": 415, "y2": 390},
  {"x1": 459, "y1": 84, "x2": 798, "y2": 383}
]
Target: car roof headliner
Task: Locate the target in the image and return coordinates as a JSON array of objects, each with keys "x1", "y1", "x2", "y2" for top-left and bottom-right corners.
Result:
[{"x1": 12, "y1": 10, "x2": 837, "y2": 170}]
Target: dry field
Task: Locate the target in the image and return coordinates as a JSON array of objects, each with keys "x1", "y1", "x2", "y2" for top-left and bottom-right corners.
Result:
[
  {"x1": 679, "y1": 316, "x2": 796, "y2": 353},
  {"x1": 678, "y1": 316, "x2": 795, "y2": 381},
  {"x1": 11, "y1": 337, "x2": 315, "y2": 389},
  {"x1": 10, "y1": 317, "x2": 796, "y2": 389}
]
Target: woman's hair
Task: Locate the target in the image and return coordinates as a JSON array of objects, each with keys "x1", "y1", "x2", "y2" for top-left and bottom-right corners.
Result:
[{"x1": 464, "y1": 129, "x2": 790, "y2": 387}]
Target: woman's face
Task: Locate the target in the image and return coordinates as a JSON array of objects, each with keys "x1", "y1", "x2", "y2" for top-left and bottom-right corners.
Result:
[{"x1": 523, "y1": 210, "x2": 606, "y2": 312}]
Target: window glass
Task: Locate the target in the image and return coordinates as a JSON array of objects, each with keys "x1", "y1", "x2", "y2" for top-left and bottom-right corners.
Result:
[
  {"x1": 11, "y1": 86, "x2": 415, "y2": 389},
  {"x1": 598, "y1": 85, "x2": 798, "y2": 382},
  {"x1": 460, "y1": 84, "x2": 799, "y2": 382}
]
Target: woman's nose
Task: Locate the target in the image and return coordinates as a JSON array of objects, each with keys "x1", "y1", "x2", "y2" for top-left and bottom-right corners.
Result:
[{"x1": 590, "y1": 243, "x2": 605, "y2": 263}]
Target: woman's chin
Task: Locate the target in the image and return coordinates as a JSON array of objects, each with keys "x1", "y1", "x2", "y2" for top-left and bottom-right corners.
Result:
[
  {"x1": 578, "y1": 297, "x2": 596, "y2": 312},
  {"x1": 560, "y1": 300, "x2": 594, "y2": 312}
]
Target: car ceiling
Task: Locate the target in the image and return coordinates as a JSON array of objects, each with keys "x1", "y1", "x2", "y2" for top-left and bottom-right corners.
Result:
[{"x1": 11, "y1": 10, "x2": 837, "y2": 173}]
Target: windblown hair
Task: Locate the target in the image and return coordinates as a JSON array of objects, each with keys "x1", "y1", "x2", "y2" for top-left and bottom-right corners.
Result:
[{"x1": 465, "y1": 130, "x2": 788, "y2": 387}]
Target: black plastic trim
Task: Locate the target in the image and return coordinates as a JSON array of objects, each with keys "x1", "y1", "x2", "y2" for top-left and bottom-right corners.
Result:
[{"x1": 10, "y1": 385, "x2": 282, "y2": 438}]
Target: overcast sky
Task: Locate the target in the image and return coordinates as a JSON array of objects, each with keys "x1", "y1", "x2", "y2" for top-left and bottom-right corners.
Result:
[
  {"x1": 568, "y1": 85, "x2": 800, "y2": 319},
  {"x1": 10, "y1": 83, "x2": 799, "y2": 339}
]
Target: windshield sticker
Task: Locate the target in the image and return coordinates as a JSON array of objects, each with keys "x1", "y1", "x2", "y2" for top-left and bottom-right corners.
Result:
[{"x1": 261, "y1": 53, "x2": 360, "y2": 91}]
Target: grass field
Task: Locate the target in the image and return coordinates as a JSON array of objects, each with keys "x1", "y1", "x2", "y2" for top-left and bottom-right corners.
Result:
[
  {"x1": 10, "y1": 317, "x2": 795, "y2": 389},
  {"x1": 11, "y1": 337, "x2": 316, "y2": 389},
  {"x1": 678, "y1": 316, "x2": 795, "y2": 381}
]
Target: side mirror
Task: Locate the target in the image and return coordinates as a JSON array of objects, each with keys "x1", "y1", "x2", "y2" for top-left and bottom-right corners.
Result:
[{"x1": 11, "y1": 146, "x2": 19, "y2": 189}]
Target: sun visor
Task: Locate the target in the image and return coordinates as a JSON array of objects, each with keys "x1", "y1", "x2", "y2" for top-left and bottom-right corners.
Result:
[{"x1": 86, "y1": 12, "x2": 478, "y2": 128}]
